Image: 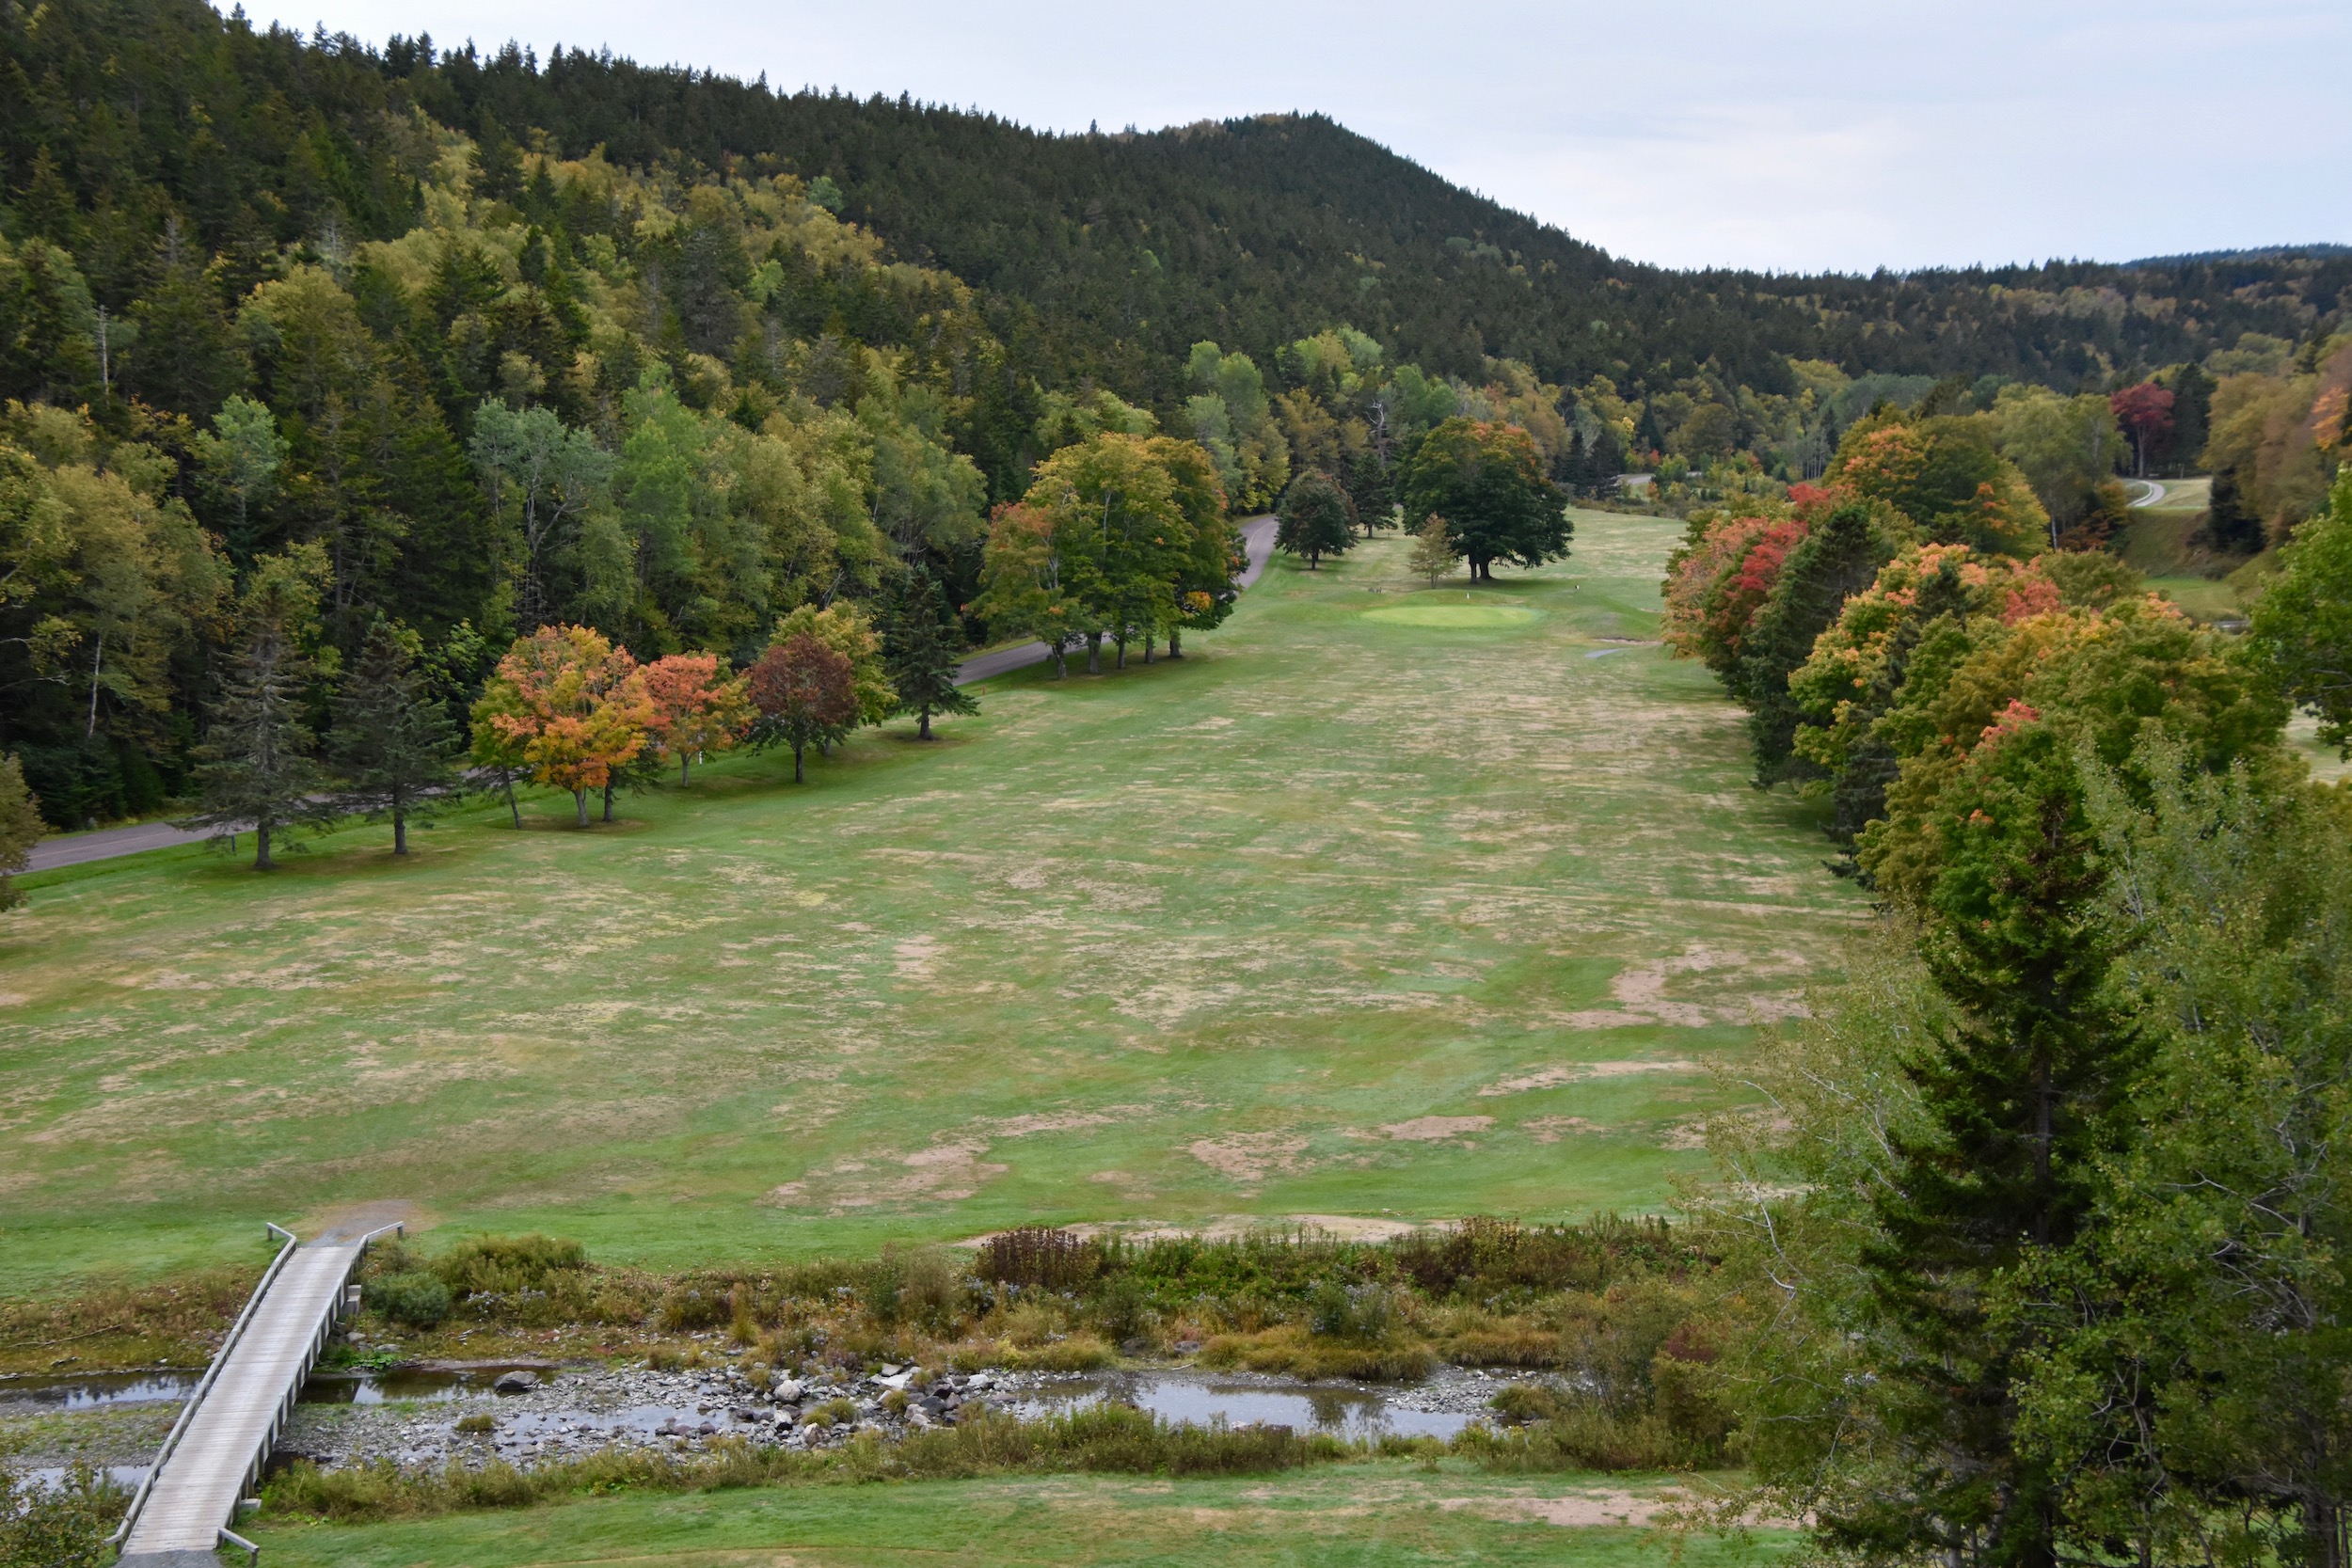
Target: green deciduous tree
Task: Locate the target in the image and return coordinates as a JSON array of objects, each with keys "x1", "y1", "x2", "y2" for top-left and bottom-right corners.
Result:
[
  {"x1": 1275, "y1": 470, "x2": 1356, "y2": 569},
  {"x1": 469, "y1": 399, "x2": 612, "y2": 631},
  {"x1": 191, "y1": 393, "x2": 287, "y2": 558},
  {"x1": 330, "y1": 616, "x2": 463, "y2": 854},
  {"x1": 2247, "y1": 471, "x2": 2352, "y2": 756},
  {"x1": 1395, "y1": 417, "x2": 1569, "y2": 580},
  {"x1": 0, "y1": 754, "x2": 43, "y2": 911}
]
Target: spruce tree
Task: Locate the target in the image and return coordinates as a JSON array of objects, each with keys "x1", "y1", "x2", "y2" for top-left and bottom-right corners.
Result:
[
  {"x1": 183, "y1": 575, "x2": 328, "y2": 869},
  {"x1": 883, "y1": 571, "x2": 979, "y2": 741},
  {"x1": 331, "y1": 617, "x2": 462, "y2": 854},
  {"x1": 1739, "y1": 502, "x2": 1895, "y2": 783}
]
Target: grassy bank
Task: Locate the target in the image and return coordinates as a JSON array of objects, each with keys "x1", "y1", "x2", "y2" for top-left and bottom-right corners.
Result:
[{"x1": 244, "y1": 1460, "x2": 1791, "y2": 1567}]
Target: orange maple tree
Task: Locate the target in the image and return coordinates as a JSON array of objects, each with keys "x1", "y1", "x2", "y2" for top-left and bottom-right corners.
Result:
[
  {"x1": 477, "y1": 624, "x2": 656, "y2": 825},
  {"x1": 643, "y1": 652, "x2": 753, "y2": 784}
]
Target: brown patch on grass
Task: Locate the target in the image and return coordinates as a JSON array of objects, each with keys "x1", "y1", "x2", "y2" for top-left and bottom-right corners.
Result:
[
  {"x1": 1185, "y1": 1132, "x2": 1309, "y2": 1193},
  {"x1": 1379, "y1": 1116, "x2": 1493, "y2": 1142},
  {"x1": 1438, "y1": 1488, "x2": 1674, "y2": 1526},
  {"x1": 1522, "y1": 1116, "x2": 1600, "y2": 1144},
  {"x1": 1478, "y1": 1061, "x2": 1699, "y2": 1097}
]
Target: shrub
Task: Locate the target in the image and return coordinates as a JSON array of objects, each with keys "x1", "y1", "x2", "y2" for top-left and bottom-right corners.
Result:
[
  {"x1": 870, "y1": 1246, "x2": 964, "y2": 1333},
  {"x1": 1006, "y1": 1332, "x2": 1116, "y2": 1372},
  {"x1": 1200, "y1": 1324, "x2": 1433, "y2": 1382},
  {"x1": 453, "y1": 1413, "x2": 495, "y2": 1434},
  {"x1": 659, "y1": 1284, "x2": 730, "y2": 1331},
  {"x1": 979, "y1": 1227, "x2": 1102, "y2": 1291},
  {"x1": 430, "y1": 1234, "x2": 587, "y2": 1297},
  {"x1": 0, "y1": 1462, "x2": 123, "y2": 1568},
  {"x1": 369, "y1": 1272, "x2": 452, "y2": 1329},
  {"x1": 1307, "y1": 1280, "x2": 1399, "y2": 1341}
]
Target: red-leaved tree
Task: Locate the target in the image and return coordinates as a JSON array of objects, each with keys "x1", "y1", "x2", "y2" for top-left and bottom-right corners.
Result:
[
  {"x1": 2111, "y1": 382, "x2": 2176, "y2": 477},
  {"x1": 747, "y1": 633, "x2": 857, "y2": 784}
]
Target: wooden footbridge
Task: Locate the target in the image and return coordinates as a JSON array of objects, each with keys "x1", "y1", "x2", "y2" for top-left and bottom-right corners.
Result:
[{"x1": 112, "y1": 1221, "x2": 400, "y2": 1566}]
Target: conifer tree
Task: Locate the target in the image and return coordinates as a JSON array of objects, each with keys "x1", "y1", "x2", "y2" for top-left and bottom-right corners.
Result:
[
  {"x1": 331, "y1": 616, "x2": 462, "y2": 854},
  {"x1": 883, "y1": 570, "x2": 978, "y2": 740},
  {"x1": 1738, "y1": 501, "x2": 1895, "y2": 783},
  {"x1": 183, "y1": 565, "x2": 329, "y2": 869}
]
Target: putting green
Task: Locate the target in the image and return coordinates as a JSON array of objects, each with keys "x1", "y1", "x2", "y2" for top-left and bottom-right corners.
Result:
[{"x1": 1363, "y1": 600, "x2": 1540, "y2": 628}]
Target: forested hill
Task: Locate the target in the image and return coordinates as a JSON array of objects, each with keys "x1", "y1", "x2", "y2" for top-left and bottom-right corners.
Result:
[{"x1": 6, "y1": 0, "x2": 2347, "y2": 409}]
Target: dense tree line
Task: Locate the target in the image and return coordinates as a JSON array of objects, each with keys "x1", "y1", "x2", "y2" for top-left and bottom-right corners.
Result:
[{"x1": 1667, "y1": 385, "x2": 2352, "y2": 1565}]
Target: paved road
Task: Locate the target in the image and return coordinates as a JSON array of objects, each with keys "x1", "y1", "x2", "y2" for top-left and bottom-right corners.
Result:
[
  {"x1": 23, "y1": 516, "x2": 1284, "y2": 877},
  {"x1": 24, "y1": 817, "x2": 215, "y2": 872},
  {"x1": 952, "y1": 513, "x2": 1277, "y2": 683},
  {"x1": 119, "y1": 1240, "x2": 361, "y2": 1563},
  {"x1": 2127, "y1": 478, "x2": 2167, "y2": 508}
]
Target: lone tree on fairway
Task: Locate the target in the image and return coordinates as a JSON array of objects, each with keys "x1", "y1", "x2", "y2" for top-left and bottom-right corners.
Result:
[
  {"x1": 1397, "y1": 418, "x2": 1569, "y2": 580},
  {"x1": 473, "y1": 625, "x2": 654, "y2": 826},
  {"x1": 884, "y1": 571, "x2": 978, "y2": 740},
  {"x1": 1407, "y1": 513, "x2": 1456, "y2": 586},
  {"x1": 643, "y1": 652, "x2": 752, "y2": 784},
  {"x1": 1276, "y1": 470, "x2": 1357, "y2": 569},
  {"x1": 0, "y1": 753, "x2": 43, "y2": 909},
  {"x1": 183, "y1": 557, "x2": 330, "y2": 868},
  {"x1": 748, "y1": 633, "x2": 857, "y2": 782},
  {"x1": 331, "y1": 616, "x2": 462, "y2": 853}
]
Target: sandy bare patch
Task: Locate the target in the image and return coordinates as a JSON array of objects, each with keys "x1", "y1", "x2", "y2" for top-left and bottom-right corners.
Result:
[
  {"x1": 1660, "y1": 1117, "x2": 1708, "y2": 1150},
  {"x1": 893, "y1": 936, "x2": 942, "y2": 979},
  {"x1": 1523, "y1": 1116, "x2": 1600, "y2": 1143},
  {"x1": 1439, "y1": 1488, "x2": 1674, "y2": 1526},
  {"x1": 1478, "y1": 1061, "x2": 1699, "y2": 1096},
  {"x1": 1381, "y1": 1116, "x2": 1494, "y2": 1142},
  {"x1": 988, "y1": 1104, "x2": 1150, "y2": 1138},
  {"x1": 1187, "y1": 1132, "x2": 1310, "y2": 1192},
  {"x1": 769, "y1": 1138, "x2": 1009, "y2": 1212}
]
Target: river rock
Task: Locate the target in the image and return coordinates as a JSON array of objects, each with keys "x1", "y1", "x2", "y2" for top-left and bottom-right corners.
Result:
[{"x1": 492, "y1": 1370, "x2": 539, "y2": 1394}]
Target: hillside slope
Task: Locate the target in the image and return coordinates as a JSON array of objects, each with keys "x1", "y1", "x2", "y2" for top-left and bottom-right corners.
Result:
[{"x1": 6, "y1": 0, "x2": 2345, "y2": 407}]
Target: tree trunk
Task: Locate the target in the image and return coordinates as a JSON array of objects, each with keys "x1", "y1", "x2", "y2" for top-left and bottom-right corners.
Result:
[
  {"x1": 504, "y1": 774, "x2": 521, "y2": 828},
  {"x1": 574, "y1": 789, "x2": 589, "y2": 827},
  {"x1": 793, "y1": 741, "x2": 805, "y2": 784},
  {"x1": 1168, "y1": 628, "x2": 1184, "y2": 659},
  {"x1": 1115, "y1": 631, "x2": 1127, "y2": 669},
  {"x1": 253, "y1": 820, "x2": 273, "y2": 871},
  {"x1": 1143, "y1": 631, "x2": 1155, "y2": 663},
  {"x1": 1053, "y1": 641, "x2": 1067, "y2": 679},
  {"x1": 680, "y1": 755, "x2": 691, "y2": 784},
  {"x1": 602, "y1": 781, "x2": 615, "y2": 822},
  {"x1": 1086, "y1": 633, "x2": 1102, "y2": 674},
  {"x1": 392, "y1": 804, "x2": 408, "y2": 856},
  {"x1": 918, "y1": 705, "x2": 933, "y2": 740}
]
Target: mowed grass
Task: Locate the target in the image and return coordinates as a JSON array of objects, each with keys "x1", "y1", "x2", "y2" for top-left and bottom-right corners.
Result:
[
  {"x1": 246, "y1": 1464, "x2": 1794, "y2": 1567},
  {"x1": 0, "y1": 514, "x2": 1861, "y2": 1289}
]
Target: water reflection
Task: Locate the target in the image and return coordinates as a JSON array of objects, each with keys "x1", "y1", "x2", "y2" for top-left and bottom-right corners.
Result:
[{"x1": 1006, "y1": 1371, "x2": 1478, "y2": 1440}]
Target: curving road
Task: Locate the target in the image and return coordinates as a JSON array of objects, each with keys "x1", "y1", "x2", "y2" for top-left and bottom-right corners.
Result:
[{"x1": 23, "y1": 515, "x2": 1283, "y2": 875}]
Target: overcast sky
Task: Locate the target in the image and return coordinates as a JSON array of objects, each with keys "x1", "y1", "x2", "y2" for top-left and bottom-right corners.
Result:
[{"x1": 226, "y1": 0, "x2": 2348, "y2": 275}]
